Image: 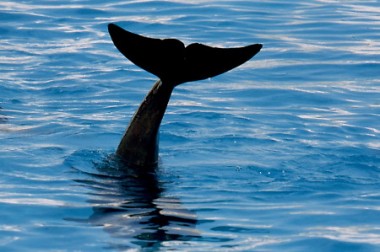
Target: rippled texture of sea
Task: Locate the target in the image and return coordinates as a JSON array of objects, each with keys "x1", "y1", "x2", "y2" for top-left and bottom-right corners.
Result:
[{"x1": 1, "y1": 0, "x2": 380, "y2": 251}]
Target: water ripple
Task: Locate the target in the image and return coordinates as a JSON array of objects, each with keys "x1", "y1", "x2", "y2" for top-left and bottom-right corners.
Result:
[{"x1": 1, "y1": 0, "x2": 380, "y2": 251}]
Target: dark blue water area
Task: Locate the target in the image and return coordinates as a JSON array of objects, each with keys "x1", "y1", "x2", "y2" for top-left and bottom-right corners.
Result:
[{"x1": 1, "y1": 0, "x2": 380, "y2": 251}]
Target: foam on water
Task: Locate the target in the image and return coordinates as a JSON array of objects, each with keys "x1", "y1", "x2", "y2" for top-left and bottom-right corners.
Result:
[{"x1": 1, "y1": 0, "x2": 380, "y2": 251}]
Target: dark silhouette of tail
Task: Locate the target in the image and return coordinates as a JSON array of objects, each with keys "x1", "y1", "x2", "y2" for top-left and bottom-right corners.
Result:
[{"x1": 108, "y1": 23, "x2": 262, "y2": 86}]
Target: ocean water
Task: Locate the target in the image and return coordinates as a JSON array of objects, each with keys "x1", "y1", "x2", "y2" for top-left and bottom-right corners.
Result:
[{"x1": 1, "y1": 0, "x2": 380, "y2": 251}]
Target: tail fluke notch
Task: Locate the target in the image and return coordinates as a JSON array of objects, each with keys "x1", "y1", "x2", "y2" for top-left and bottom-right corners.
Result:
[{"x1": 108, "y1": 23, "x2": 262, "y2": 85}]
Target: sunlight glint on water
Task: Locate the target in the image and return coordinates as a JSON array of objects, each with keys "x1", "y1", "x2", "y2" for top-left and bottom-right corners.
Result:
[{"x1": 1, "y1": 0, "x2": 380, "y2": 251}]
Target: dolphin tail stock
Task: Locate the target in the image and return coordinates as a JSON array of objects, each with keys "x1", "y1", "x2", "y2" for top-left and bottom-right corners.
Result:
[
  {"x1": 108, "y1": 23, "x2": 262, "y2": 168},
  {"x1": 108, "y1": 23, "x2": 262, "y2": 86}
]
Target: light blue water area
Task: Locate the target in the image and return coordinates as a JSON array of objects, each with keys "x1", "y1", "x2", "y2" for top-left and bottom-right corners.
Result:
[{"x1": 1, "y1": 0, "x2": 380, "y2": 251}]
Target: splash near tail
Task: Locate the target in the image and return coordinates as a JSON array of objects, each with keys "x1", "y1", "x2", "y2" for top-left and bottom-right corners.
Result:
[{"x1": 108, "y1": 23, "x2": 262, "y2": 86}]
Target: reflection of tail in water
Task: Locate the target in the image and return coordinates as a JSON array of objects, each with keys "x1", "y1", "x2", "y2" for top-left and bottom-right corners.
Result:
[
  {"x1": 66, "y1": 153, "x2": 199, "y2": 249},
  {"x1": 0, "y1": 106, "x2": 8, "y2": 123},
  {"x1": 89, "y1": 196, "x2": 199, "y2": 243}
]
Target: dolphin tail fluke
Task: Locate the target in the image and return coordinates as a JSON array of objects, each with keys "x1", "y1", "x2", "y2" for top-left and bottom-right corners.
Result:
[{"x1": 108, "y1": 23, "x2": 262, "y2": 86}]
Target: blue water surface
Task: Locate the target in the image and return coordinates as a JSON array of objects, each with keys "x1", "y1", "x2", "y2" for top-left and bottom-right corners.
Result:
[{"x1": 1, "y1": 0, "x2": 380, "y2": 251}]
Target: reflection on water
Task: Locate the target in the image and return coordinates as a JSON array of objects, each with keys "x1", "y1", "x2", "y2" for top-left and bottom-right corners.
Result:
[
  {"x1": 0, "y1": 106, "x2": 7, "y2": 123},
  {"x1": 2, "y1": 0, "x2": 380, "y2": 250},
  {"x1": 66, "y1": 152, "x2": 198, "y2": 250}
]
